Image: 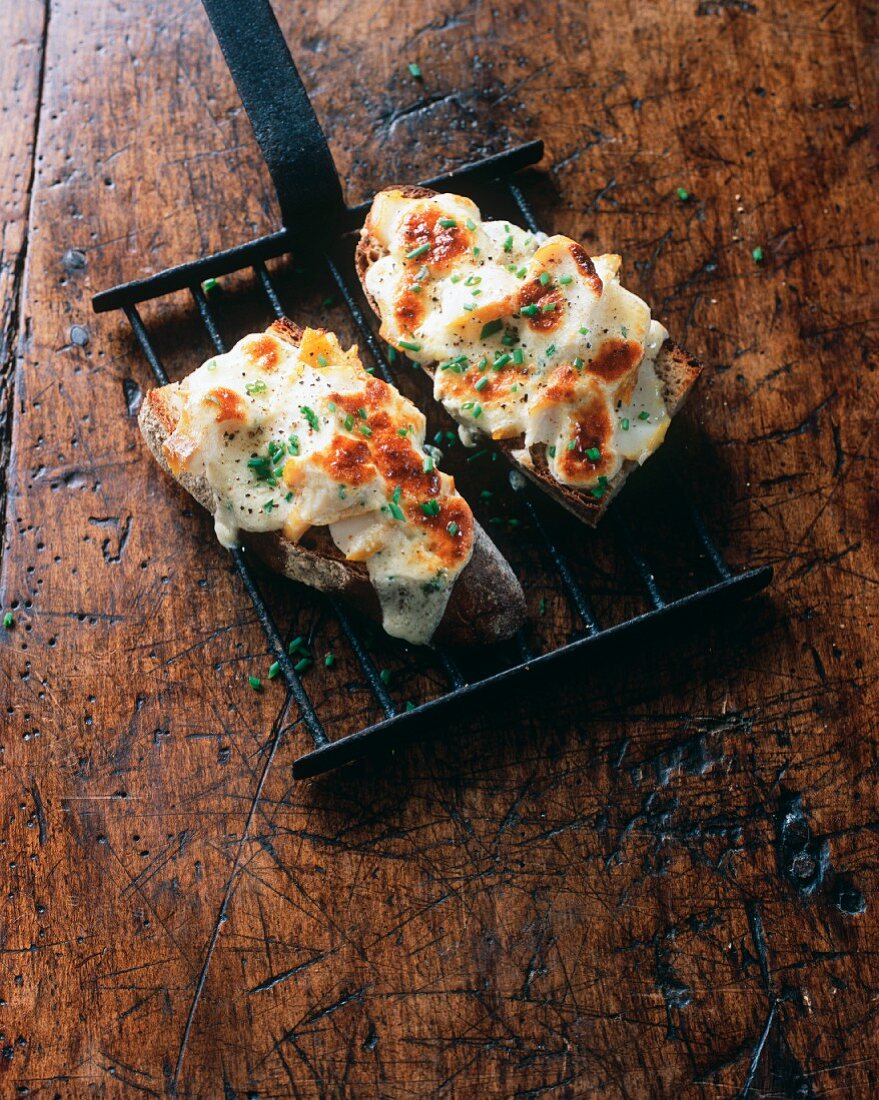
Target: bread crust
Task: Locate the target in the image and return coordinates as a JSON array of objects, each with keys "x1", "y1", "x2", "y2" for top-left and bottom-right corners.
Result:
[
  {"x1": 356, "y1": 186, "x2": 703, "y2": 526},
  {"x1": 138, "y1": 319, "x2": 526, "y2": 646}
]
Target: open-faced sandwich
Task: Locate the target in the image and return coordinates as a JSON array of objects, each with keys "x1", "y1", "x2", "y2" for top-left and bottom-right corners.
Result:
[
  {"x1": 357, "y1": 187, "x2": 702, "y2": 524},
  {"x1": 139, "y1": 319, "x2": 526, "y2": 646}
]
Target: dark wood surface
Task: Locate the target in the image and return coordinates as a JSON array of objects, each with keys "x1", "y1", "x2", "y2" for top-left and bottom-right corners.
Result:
[{"x1": 1, "y1": 1, "x2": 877, "y2": 1096}]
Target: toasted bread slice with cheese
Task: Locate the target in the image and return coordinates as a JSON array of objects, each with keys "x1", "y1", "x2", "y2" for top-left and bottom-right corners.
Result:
[
  {"x1": 356, "y1": 185, "x2": 702, "y2": 526},
  {"x1": 139, "y1": 318, "x2": 526, "y2": 646}
]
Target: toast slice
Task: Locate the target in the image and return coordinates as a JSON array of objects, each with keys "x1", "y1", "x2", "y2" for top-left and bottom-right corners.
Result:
[
  {"x1": 139, "y1": 318, "x2": 526, "y2": 646},
  {"x1": 356, "y1": 186, "x2": 702, "y2": 526}
]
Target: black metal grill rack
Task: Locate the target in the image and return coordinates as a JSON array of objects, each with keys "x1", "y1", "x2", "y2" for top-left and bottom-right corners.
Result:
[{"x1": 93, "y1": 0, "x2": 772, "y2": 778}]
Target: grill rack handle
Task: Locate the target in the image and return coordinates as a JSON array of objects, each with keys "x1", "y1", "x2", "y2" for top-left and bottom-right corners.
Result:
[{"x1": 200, "y1": 0, "x2": 345, "y2": 230}]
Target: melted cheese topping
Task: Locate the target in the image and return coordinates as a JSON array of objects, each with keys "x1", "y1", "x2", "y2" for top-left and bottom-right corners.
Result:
[
  {"x1": 363, "y1": 191, "x2": 671, "y2": 496},
  {"x1": 163, "y1": 327, "x2": 474, "y2": 645}
]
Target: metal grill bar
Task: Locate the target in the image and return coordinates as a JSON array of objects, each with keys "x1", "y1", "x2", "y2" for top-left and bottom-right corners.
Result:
[{"x1": 104, "y1": 158, "x2": 773, "y2": 778}]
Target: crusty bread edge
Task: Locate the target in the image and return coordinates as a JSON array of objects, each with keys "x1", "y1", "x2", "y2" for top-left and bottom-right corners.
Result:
[
  {"x1": 355, "y1": 185, "x2": 703, "y2": 527},
  {"x1": 137, "y1": 319, "x2": 526, "y2": 646}
]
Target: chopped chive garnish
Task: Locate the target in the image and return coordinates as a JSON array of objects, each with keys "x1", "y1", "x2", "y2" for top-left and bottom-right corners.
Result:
[
  {"x1": 480, "y1": 489, "x2": 492, "y2": 500},
  {"x1": 2, "y1": 612, "x2": 13, "y2": 629},
  {"x1": 574, "y1": 357, "x2": 584, "y2": 369},
  {"x1": 405, "y1": 243, "x2": 430, "y2": 260},
  {"x1": 388, "y1": 501, "x2": 405, "y2": 521},
  {"x1": 621, "y1": 417, "x2": 630, "y2": 431},
  {"x1": 559, "y1": 274, "x2": 573, "y2": 285},
  {"x1": 621, "y1": 326, "x2": 629, "y2": 338},
  {"x1": 327, "y1": 402, "x2": 336, "y2": 413},
  {"x1": 546, "y1": 344, "x2": 557, "y2": 357},
  {"x1": 752, "y1": 245, "x2": 764, "y2": 262},
  {"x1": 206, "y1": 358, "x2": 217, "y2": 371},
  {"x1": 423, "y1": 454, "x2": 435, "y2": 472},
  {"x1": 344, "y1": 414, "x2": 354, "y2": 430},
  {"x1": 268, "y1": 661, "x2": 280, "y2": 680},
  {"x1": 398, "y1": 426, "x2": 408, "y2": 436},
  {"x1": 463, "y1": 302, "x2": 476, "y2": 311},
  {"x1": 520, "y1": 304, "x2": 538, "y2": 317},
  {"x1": 420, "y1": 499, "x2": 441, "y2": 517},
  {"x1": 439, "y1": 217, "x2": 457, "y2": 228},
  {"x1": 202, "y1": 277, "x2": 219, "y2": 294},
  {"x1": 288, "y1": 636, "x2": 307, "y2": 654},
  {"x1": 677, "y1": 187, "x2": 690, "y2": 201},
  {"x1": 466, "y1": 218, "x2": 476, "y2": 231},
  {"x1": 399, "y1": 339, "x2": 422, "y2": 352},
  {"x1": 539, "y1": 272, "x2": 550, "y2": 286},
  {"x1": 359, "y1": 424, "x2": 373, "y2": 437},
  {"x1": 539, "y1": 598, "x2": 546, "y2": 616},
  {"x1": 541, "y1": 302, "x2": 557, "y2": 312},
  {"x1": 586, "y1": 447, "x2": 601, "y2": 461},
  {"x1": 511, "y1": 383, "x2": 519, "y2": 392},
  {"x1": 248, "y1": 676, "x2": 262, "y2": 691},
  {"x1": 285, "y1": 491, "x2": 293, "y2": 502},
  {"x1": 447, "y1": 521, "x2": 459, "y2": 536},
  {"x1": 590, "y1": 486, "x2": 606, "y2": 499},
  {"x1": 548, "y1": 445, "x2": 556, "y2": 458},
  {"x1": 480, "y1": 319, "x2": 504, "y2": 340},
  {"x1": 579, "y1": 326, "x2": 590, "y2": 336},
  {"x1": 567, "y1": 440, "x2": 576, "y2": 451},
  {"x1": 493, "y1": 353, "x2": 511, "y2": 370},
  {"x1": 638, "y1": 411, "x2": 650, "y2": 421},
  {"x1": 408, "y1": 62, "x2": 422, "y2": 79},
  {"x1": 288, "y1": 435, "x2": 300, "y2": 454},
  {"x1": 503, "y1": 234, "x2": 513, "y2": 253},
  {"x1": 410, "y1": 284, "x2": 422, "y2": 294},
  {"x1": 405, "y1": 701, "x2": 417, "y2": 712},
  {"x1": 245, "y1": 380, "x2": 267, "y2": 395},
  {"x1": 475, "y1": 376, "x2": 489, "y2": 391},
  {"x1": 325, "y1": 653, "x2": 336, "y2": 668},
  {"x1": 512, "y1": 348, "x2": 524, "y2": 365},
  {"x1": 392, "y1": 485, "x2": 402, "y2": 504},
  {"x1": 294, "y1": 657, "x2": 312, "y2": 673},
  {"x1": 387, "y1": 345, "x2": 397, "y2": 362},
  {"x1": 451, "y1": 273, "x2": 462, "y2": 283},
  {"x1": 473, "y1": 404, "x2": 483, "y2": 418},
  {"x1": 472, "y1": 246, "x2": 481, "y2": 257},
  {"x1": 300, "y1": 406, "x2": 319, "y2": 430},
  {"x1": 322, "y1": 295, "x2": 335, "y2": 307},
  {"x1": 379, "y1": 668, "x2": 393, "y2": 685},
  {"x1": 263, "y1": 500, "x2": 275, "y2": 513},
  {"x1": 464, "y1": 275, "x2": 481, "y2": 286},
  {"x1": 338, "y1": 485, "x2": 347, "y2": 499},
  {"x1": 516, "y1": 266, "x2": 527, "y2": 278},
  {"x1": 467, "y1": 449, "x2": 487, "y2": 462}
]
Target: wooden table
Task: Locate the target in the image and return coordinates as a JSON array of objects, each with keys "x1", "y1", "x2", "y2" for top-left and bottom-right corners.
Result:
[{"x1": 1, "y1": 1, "x2": 876, "y2": 1095}]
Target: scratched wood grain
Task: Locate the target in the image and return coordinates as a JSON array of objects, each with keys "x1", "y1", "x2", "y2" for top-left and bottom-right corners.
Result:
[{"x1": 1, "y1": 0, "x2": 877, "y2": 1096}]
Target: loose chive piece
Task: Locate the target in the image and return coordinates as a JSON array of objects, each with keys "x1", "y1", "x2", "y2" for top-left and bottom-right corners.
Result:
[
  {"x1": 503, "y1": 234, "x2": 514, "y2": 253},
  {"x1": 2, "y1": 612, "x2": 13, "y2": 629},
  {"x1": 359, "y1": 424, "x2": 373, "y2": 437},
  {"x1": 248, "y1": 676, "x2": 262, "y2": 692},
  {"x1": 245, "y1": 380, "x2": 267, "y2": 395},
  {"x1": 579, "y1": 326, "x2": 590, "y2": 336},
  {"x1": 268, "y1": 660, "x2": 280, "y2": 680},
  {"x1": 586, "y1": 447, "x2": 601, "y2": 462},
  {"x1": 493, "y1": 353, "x2": 512, "y2": 370},
  {"x1": 387, "y1": 345, "x2": 397, "y2": 362},
  {"x1": 300, "y1": 405, "x2": 319, "y2": 430},
  {"x1": 379, "y1": 668, "x2": 393, "y2": 685},
  {"x1": 466, "y1": 218, "x2": 477, "y2": 231},
  {"x1": 322, "y1": 295, "x2": 335, "y2": 307},
  {"x1": 423, "y1": 454, "x2": 435, "y2": 472},
  {"x1": 447, "y1": 521, "x2": 459, "y2": 536},
  {"x1": 548, "y1": 445, "x2": 557, "y2": 458},
  {"x1": 420, "y1": 499, "x2": 441, "y2": 517},
  {"x1": 388, "y1": 501, "x2": 405, "y2": 521},
  {"x1": 473, "y1": 404, "x2": 483, "y2": 419},
  {"x1": 480, "y1": 319, "x2": 504, "y2": 340},
  {"x1": 677, "y1": 187, "x2": 690, "y2": 202},
  {"x1": 263, "y1": 500, "x2": 275, "y2": 513},
  {"x1": 408, "y1": 62, "x2": 422, "y2": 79},
  {"x1": 344, "y1": 414, "x2": 354, "y2": 430},
  {"x1": 202, "y1": 277, "x2": 219, "y2": 294},
  {"x1": 405, "y1": 243, "x2": 430, "y2": 260},
  {"x1": 621, "y1": 417, "x2": 630, "y2": 431},
  {"x1": 475, "y1": 376, "x2": 489, "y2": 391},
  {"x1": 288, "y1": 434, "x2": 300, "y2": 454},
  {"x1": 574, "y1": 357, "x2": 584, "y2": 369},
  {"x1": 317, "y1": 354, "x2": 328, "y2": 367},
  {"x1": 324, "y1": 653, "x2": 336, "y2": 668},
  {"x1": 590, "y1": 486, "x2": 606, "y2": 499},
  {"x1": 539, "y1": 597, "x2": 546, "y2": 616},
  {"x1": 520, "y1": 304, "x2": 539, "y2": 317},
  {"x1": 472, "y1": 246, "x2": 481, "y2": 257},
  {"x1": 294, "y1": 657, "x2": 312, "y2": 673},
  {"x1": 539, "y1": 272, "x2": 550, "y2": 286},
  {"x1": 399, "y1": 339, "x2": 422, "y2": 352},
  {"x1": 752, "y1": 246, "x2": 764, "y2": 262},
  {"x1": 638, "y1": 411, "x2": 650, "y2": 421},
  {"x1": 513, "y1": 348, "x2": 524, "y2": 365},
  {"x1": 439, "y1": 217, "x2": 457, "y2": 228},
  {"x1": 405, "y1": 701, "x2": 417, "y2": 712},
  {"x1": 559, "y1": 274, "x2": 573, "y2": 285},
  {"x1": 540, "y1": 302, "x2": 557, "y2": 312}
]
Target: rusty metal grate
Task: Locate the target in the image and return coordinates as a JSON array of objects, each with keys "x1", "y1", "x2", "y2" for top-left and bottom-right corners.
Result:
[{"x1": 92, "y1": 0, "x2": 771, "y2": 777}]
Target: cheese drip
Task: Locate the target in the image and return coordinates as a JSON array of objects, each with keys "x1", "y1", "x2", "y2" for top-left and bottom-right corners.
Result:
[
  {"x1": 162, "y1": 327, "x2": 475, "y2": 645},
  {"x1": 363, "y1": 191, "x2": 671, "y2": 496}
]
